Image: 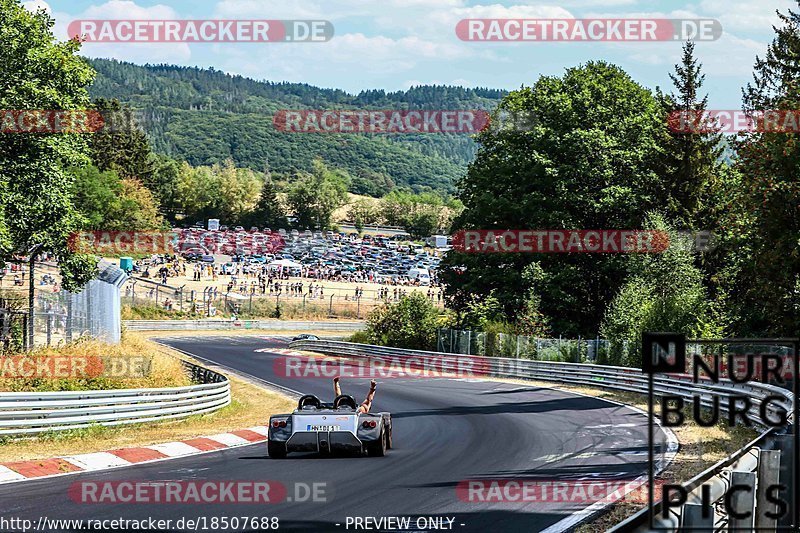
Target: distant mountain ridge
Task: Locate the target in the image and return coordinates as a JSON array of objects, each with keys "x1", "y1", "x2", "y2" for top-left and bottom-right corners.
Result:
[{"x1": 87, "y1": 58, "x2": 507, "y2": 193}]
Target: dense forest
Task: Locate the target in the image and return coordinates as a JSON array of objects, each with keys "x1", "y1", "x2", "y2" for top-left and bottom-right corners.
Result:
[{"x1": 87, "y1": 59, "x2": 506, "y2": 193}]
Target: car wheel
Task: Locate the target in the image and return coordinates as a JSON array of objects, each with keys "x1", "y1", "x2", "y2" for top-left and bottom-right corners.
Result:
[
  {"x1": 386, "y1": 427, "x2": 393, "y2": 449},
  {"x1": 367, "y1": 429, "x2": 387, "y2": 457},
  {"x1": 268, "y1": 441, "x2": 287, "y2": 459}
]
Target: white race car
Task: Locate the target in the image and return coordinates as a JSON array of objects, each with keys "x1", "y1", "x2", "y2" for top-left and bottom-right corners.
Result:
[{"x1": 268, "y1": 394, "x2": 392, "y2": 458}]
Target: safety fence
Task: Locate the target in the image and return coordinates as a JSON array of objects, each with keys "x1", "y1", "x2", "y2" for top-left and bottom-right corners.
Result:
[
  {"x1": 0, "y1": 360, "x2": 229, "y2": 436},
  {"x1": 1, "y1": 262, "x2": 128, "y2": 349},
  {"x1": 123, "y1": 319, "x2": 365, "y2": 332},
  {"x1": 436, "y1": 327, "x2": 631, "y2": 362},
  {"x1": 289, "y1": 338, "x2": 796, "y2": 531},
  {"x1": 123, "y1": 277, "x2": 442, "y2": 320}
]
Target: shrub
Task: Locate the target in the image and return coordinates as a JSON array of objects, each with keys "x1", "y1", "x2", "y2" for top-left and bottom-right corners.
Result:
[{"x1": 364, "y1": 292, "x2": 441, "y2": 351}]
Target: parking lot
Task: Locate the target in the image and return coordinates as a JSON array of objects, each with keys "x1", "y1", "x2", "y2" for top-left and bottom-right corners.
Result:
[{"x1": 122, "y1": 227, "x2": 447, "y2": 317}]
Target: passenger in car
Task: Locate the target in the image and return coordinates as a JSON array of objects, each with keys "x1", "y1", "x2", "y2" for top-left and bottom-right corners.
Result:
[{"x1": 333, "y1": 377, "x2": 377, "y2": 413}]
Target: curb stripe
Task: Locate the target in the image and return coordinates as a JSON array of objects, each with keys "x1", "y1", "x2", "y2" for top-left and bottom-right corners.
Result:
[
  {"x1": 205, "y1": 433, "x2": 250, "y2": 447},
  {"x1": 62, "y1": 452, "x2": 132, "y2": 471},
  {"x1": 0, "y1": 466, "x2": 26, "y2": 482},
  {"x1": 146, "y1": 442, "x2": 201, "y2": 457},
  {"x1": 5, "y1": 458, "x2": 82, "y2": 478},
  {"x1": 108, "y1": 448, "x2": 168, "y2": 463},
  {"x1": 0, "y1": 427, "x2": 269, "y2": 484},
  {"x1": 231, "y1": 429, "x2": 266, "y2": 443},
  {"x1": 182, "y1": 437, "x2": 229, "y2": 451}
]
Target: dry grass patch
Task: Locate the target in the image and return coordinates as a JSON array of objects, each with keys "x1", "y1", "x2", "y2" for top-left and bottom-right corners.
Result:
[{"x1": 0, "y1": 334, "x2": 189, "y2": 392}]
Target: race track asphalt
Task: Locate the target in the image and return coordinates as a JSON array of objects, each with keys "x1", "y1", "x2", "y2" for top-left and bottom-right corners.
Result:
[{"x1": 0, "y1": 336, "x2": 666, "y2": 533}]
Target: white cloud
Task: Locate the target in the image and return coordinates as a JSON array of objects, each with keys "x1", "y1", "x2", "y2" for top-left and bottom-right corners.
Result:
[
  {"x1": 22, "y1": 0, "x2": 52, "y2": 15},
  {"x1": 699, "y1": 0, "x2": 793, "y2": 33},
  {"x1": 52, "y1": 1, "x2": 191, "y2": 64}
]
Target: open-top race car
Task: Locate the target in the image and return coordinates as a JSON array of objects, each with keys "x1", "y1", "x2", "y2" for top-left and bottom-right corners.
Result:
[{"x1": 268, "y1": 394, "x2": 392, "y2": 458}]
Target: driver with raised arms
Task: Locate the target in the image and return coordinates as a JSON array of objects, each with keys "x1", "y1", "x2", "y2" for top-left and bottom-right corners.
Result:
[{"x1": 334, "y1": 376, "x2": 377, "y2": 413}]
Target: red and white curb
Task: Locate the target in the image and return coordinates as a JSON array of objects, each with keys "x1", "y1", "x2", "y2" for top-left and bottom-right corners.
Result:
[
  {"x1": 0, "y1": 426, "x2": 269, "y2": 484},
  {"x1": 255, "y1": 348, "x2": 302, "y2": 355}
]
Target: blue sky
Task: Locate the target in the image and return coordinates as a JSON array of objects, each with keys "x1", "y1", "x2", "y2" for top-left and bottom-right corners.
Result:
[{"x1": 26, "y1": 0, "x2": 795, "y2": 108}]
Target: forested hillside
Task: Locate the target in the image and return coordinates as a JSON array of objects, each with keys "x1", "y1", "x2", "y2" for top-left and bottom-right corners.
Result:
[{"x1": 87, "y1": 59, "x2": 506, "y2": 193}]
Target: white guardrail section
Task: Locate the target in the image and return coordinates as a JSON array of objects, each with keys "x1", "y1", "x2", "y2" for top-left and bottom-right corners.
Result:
[
  {"x1": 124, "y1": 320, "x2": 365, "y2": 332},
  {"x1": 0, "y1": 361, "x2": 230, "y2": 436},
  {"x1": 289, "y1": 339, "x2": 796, "y2": 532}
]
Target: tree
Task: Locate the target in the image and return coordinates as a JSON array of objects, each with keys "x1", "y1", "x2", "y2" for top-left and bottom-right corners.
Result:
[
  {"x1": 365, "y1": 292, "x2": 441, "y2": 350},
  {"x1": 658, "y1": 41, "x2": 724, "y2": 227},
  {"x1": 248, "y1": 170, "x2": 288, "y2": 229},
  {"x1": 347, "y1": 198, "x2": 380, "y2": 232},
  {"x1": 379, "y1": 189, "x2": 452, "y2": 238},
  {"x1": 173, "y1": 160, "x2": 263, "y2": 224},
  {"x1": 600, "y1": 213, "x2": 720, "y2": 367},
  {"x1": 71, "y1": 165, "x2": 164, "y2": 230},
  {"x1": 723, "y1": 3, "x2": 800, "y2": 335},
  {"x1": 351, "y1": 169, "x2": 395, "y2": 197},
  {"x1": 0, "y1": 0, "x2": 98, "y2": 290},
  {"x1": 214, "y1": 159, "x2": 262, "y2": 223},
  {"x1": 89, "y1": 98, "x2": 154, "y2": 182},
  {"x1": 286, "y1": 160, "x2": 349, "y2": 229},
  {"x1": 440, "y1": 62, "x2": 669, "y2": 336},
  {"x1": 148, "y1": 153, "x2": 181, "y2": 220}
]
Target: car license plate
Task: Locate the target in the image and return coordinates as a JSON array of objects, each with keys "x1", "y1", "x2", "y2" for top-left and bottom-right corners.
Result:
[{"x1": 306, "y1": 425, "x2": 341, "y2": 431}]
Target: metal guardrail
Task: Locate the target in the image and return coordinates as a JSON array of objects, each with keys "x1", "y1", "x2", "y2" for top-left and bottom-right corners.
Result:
[
  {"x1": 289, "y1": 339, "x2": 796, "y2": 531},
  {"x1": 0, "y1": 360, "x2": 230, "y2": 436},
  {"x1": 124, "y1": 320, "x2": 365, "y2": 332}
]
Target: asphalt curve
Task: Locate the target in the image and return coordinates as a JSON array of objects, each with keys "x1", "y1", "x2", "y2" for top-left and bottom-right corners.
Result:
[{"x1": 0, "y1": 336, "x2": 665, "y2": 533}]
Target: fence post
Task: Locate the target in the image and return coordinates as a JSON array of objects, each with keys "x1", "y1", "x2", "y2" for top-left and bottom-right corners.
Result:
[
  {"x1": 22, "y1": 313, "x2": 28, "y2": 351},
  {"x1": 516, "y1": 335, "x2": 520, "y2": 358},
  {"x1": 756, "y1": 449, "x2": 781, "y2": 530},
  {"x1": 46, "y1": 312, "x2": 52, "y2": 346},
  {"x1": 356, "y1": 296, "x2": 361, "y2": 319},
  {"x1": 179, "y1": 286, "x2": 184, "y2": 312},
  {"x1": 681, "y1": 503, "x2": 713, "y2": 528},
  {"x1": 728, "y1": 471, "x2": 756, "y2": 531},
  {"x1": 329, "y1": 294, "x2": 334, "y2": 316},
  {"x1": 66, "y1": 297, "x2": 73, "y2": 343}
]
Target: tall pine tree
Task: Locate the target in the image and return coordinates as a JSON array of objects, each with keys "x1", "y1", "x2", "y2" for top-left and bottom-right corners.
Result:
[
  {"x1": 726, "y1": 3, "x2": 800, "y2": 335},
  {"x1": 248, "y1": 163, "x2": 288, "y2": 230},
  {"x1": 658, "y1": 41, "x2": 723, "y2": 227}
]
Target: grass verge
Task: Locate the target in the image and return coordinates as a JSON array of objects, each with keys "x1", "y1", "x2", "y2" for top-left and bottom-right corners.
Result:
[{"x1": 0, "y1": 335, "x2": 295, "y2": 462}]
